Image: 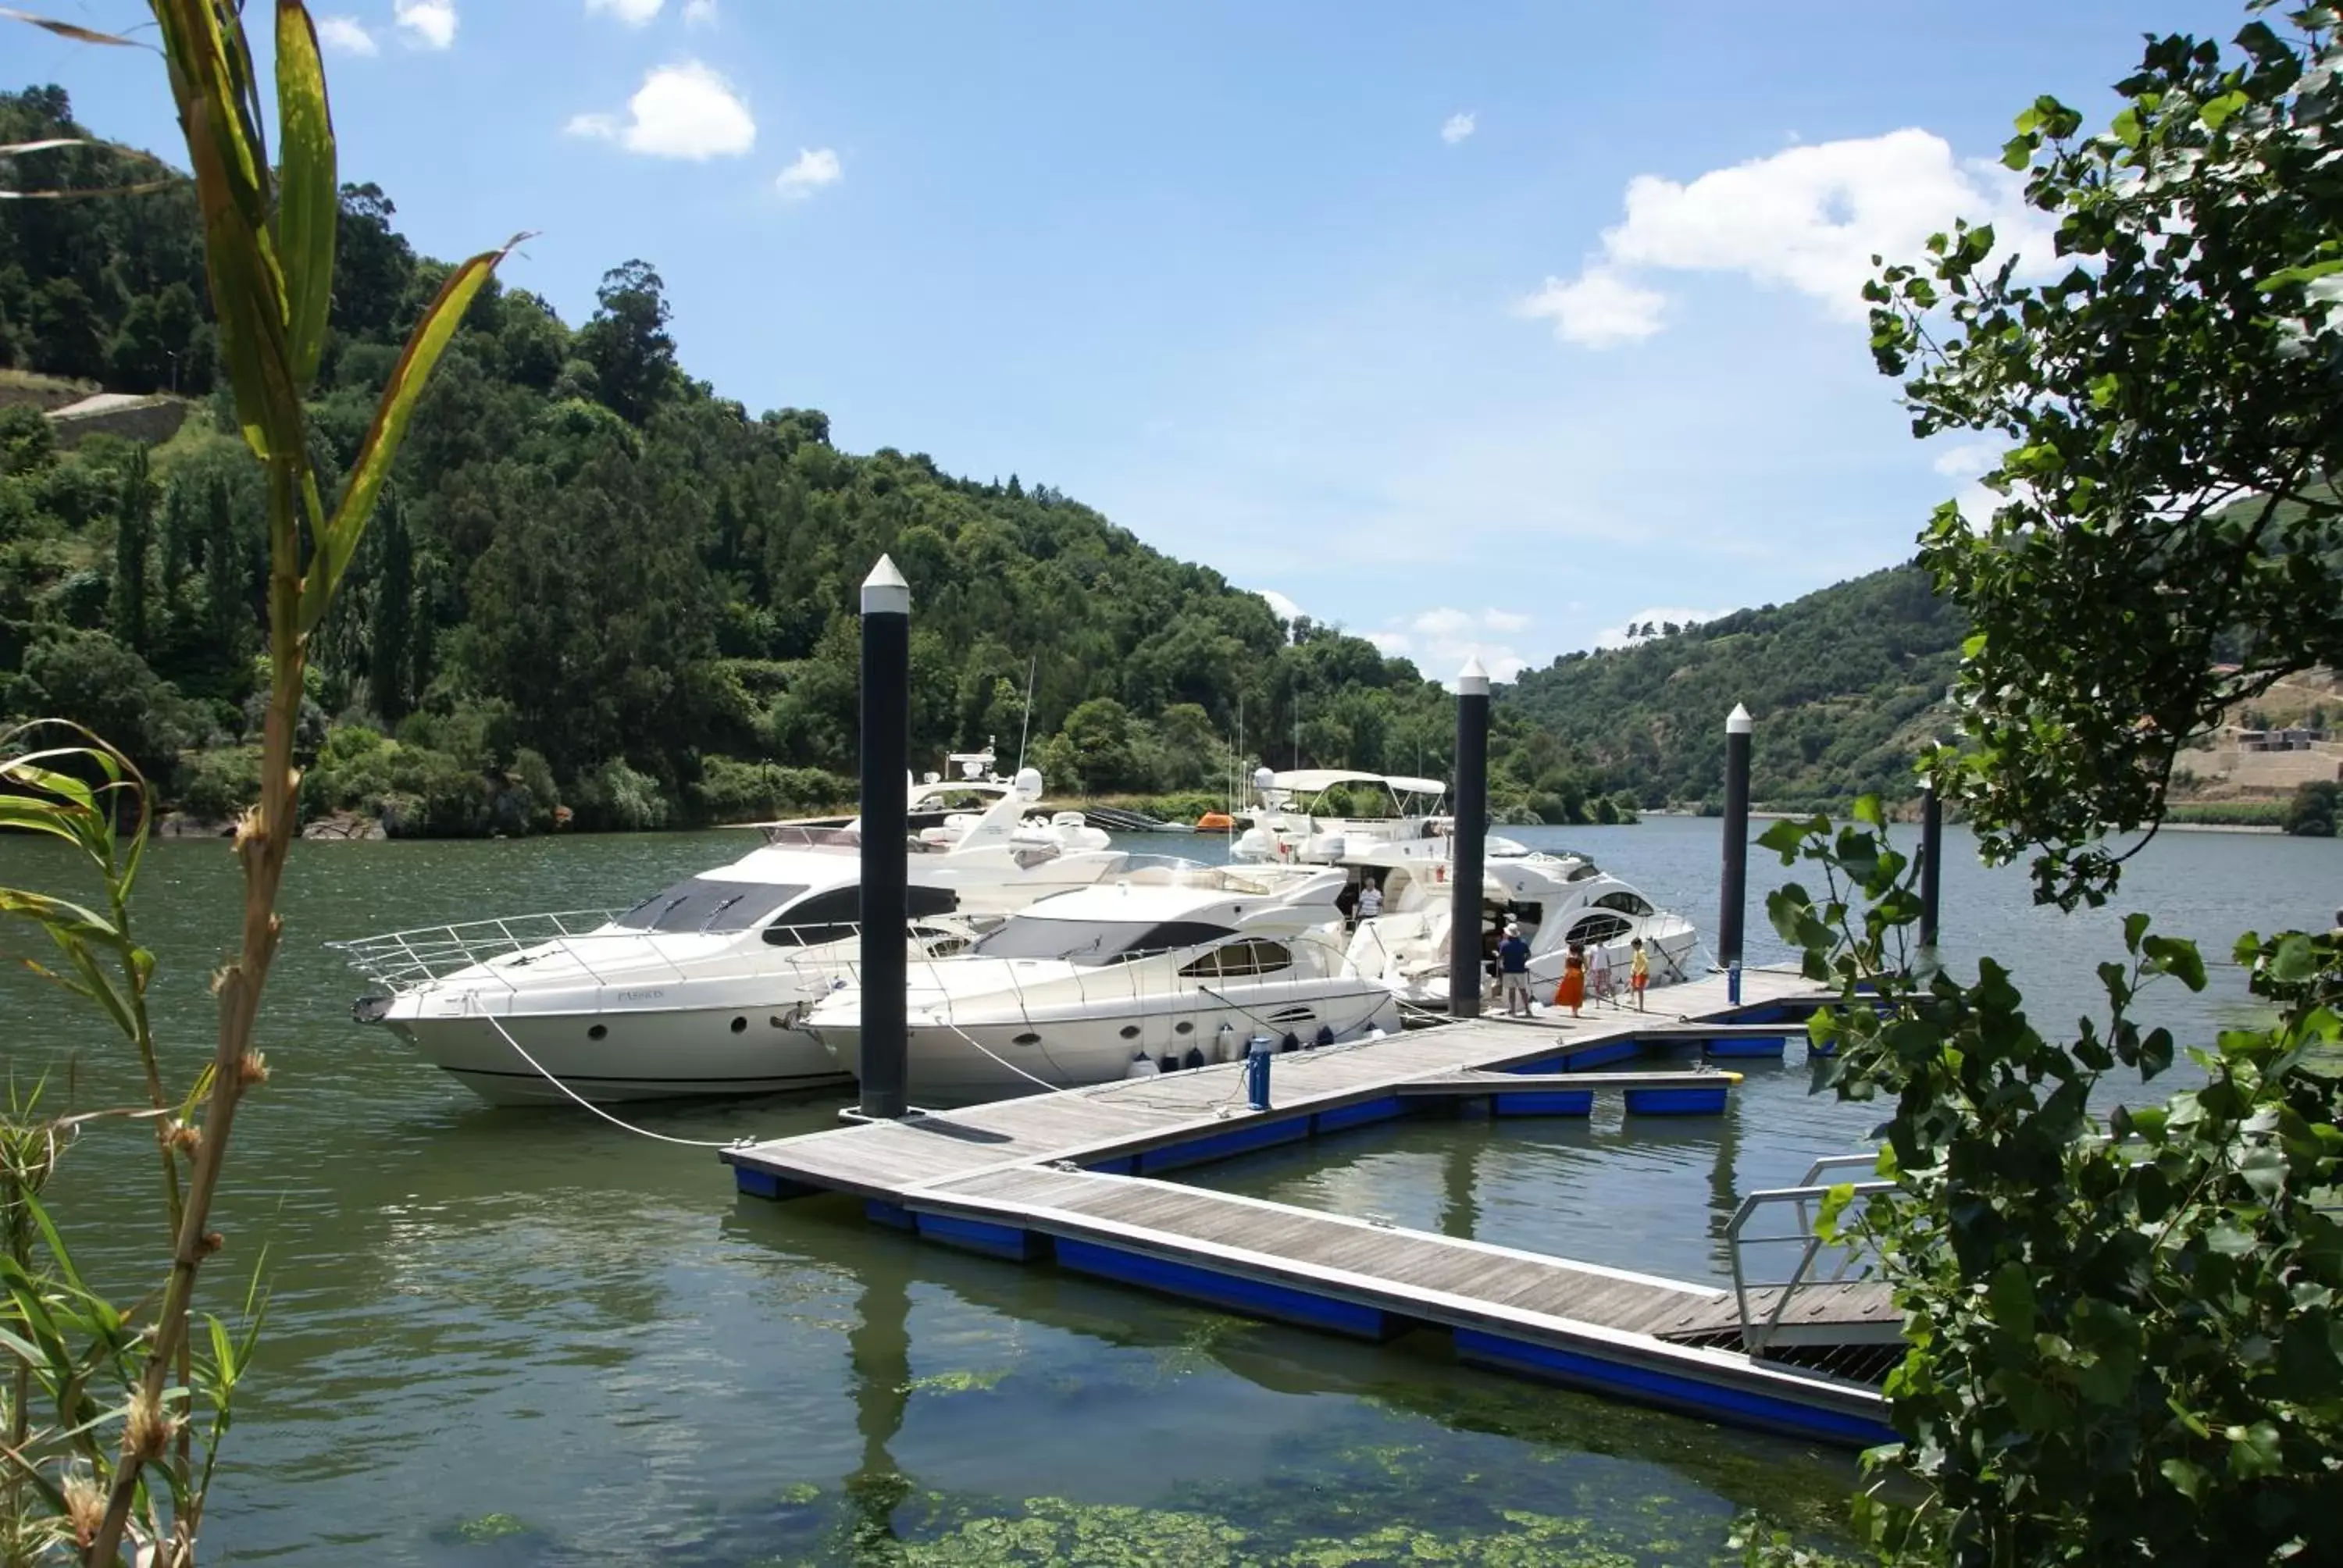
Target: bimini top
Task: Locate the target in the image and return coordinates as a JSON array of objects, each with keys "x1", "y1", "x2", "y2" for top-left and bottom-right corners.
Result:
[{"x1": 1268, "y1": 769, "x2": 1445, "y2": 799}]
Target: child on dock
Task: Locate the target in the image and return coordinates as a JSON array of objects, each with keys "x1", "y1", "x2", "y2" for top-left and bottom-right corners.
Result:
[{"x1": 1628, "y1": 937, "x2": 1649, "y2": 1012}]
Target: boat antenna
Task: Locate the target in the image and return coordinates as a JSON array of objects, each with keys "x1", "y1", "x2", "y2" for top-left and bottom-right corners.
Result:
[{"x1": 1015, "y1": 653, "x2": 1037, "y2": 774}]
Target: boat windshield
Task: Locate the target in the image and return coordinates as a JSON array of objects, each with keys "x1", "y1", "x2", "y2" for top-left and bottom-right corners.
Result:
[
  {"x1": 614, "y1": 878, "x2": 809, "y2": 933},
  {"x1": 971, "y1": 918, "x2": 1237, "y2": 966}
]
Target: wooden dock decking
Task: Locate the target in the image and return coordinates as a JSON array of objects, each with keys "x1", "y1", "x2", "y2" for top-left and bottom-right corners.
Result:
[{"x1": 725, "y1": 967, "x2": 1900, "y2": 1446}]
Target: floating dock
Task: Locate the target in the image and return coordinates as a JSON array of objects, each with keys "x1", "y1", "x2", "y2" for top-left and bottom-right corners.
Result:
[{"x1": 725, "y1": 966, "x2": 1899, "y2": 1446}]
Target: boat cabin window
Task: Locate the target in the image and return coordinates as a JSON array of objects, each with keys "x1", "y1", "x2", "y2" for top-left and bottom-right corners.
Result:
[
  {"x1": 1592, "y1": 890, "x2": 1654, "y2": 917},
  {"x1": 616, "y1": 878, "x2": 808, "y2": 933},
  {"x1": 1179, "y1": 939, "x2": 1293, "y2": 979},
  {"x1": 1567, "y1": 911, "x2": 1634, "y2": 946},
  {"x1": 972, "y1": 918, "x2": 1237, "y2": 965},
  {"x1": 763, "y1": 885, "x2": 958, "y2": 946}
]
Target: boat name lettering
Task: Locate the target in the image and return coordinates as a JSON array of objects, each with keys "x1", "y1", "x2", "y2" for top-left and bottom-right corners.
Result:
[{"x1": 615, "y1": 988, "x2": 666, "y2": 1002}]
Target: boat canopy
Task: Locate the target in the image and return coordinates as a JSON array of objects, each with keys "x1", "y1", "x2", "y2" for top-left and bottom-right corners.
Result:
[{"x1": 1268, "y1": 769, "x2": 1445, "y2": 799}]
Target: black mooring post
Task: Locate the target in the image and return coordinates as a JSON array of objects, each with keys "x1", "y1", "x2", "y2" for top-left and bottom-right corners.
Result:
[
  {"x1": 1718, "y1": 704, "x2": 1752, "y2": 981},
  {"x1": 1448, "y1": 657, "x2": 1490, "y2": 1018},
  {"x1": 858, "y1": 555, "x2": 911, "y2": 1121},
  {"x1": 1919, "y1": 779, "x2": 1943, "y2": 952}
]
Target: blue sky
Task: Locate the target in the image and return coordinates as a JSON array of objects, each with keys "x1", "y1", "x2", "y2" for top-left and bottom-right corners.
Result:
[{"x1": 30, "y1": 0, "x2": 2248, "y2": 679}]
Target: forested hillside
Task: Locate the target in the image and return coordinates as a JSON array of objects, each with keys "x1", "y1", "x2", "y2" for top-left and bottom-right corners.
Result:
[
  {"x1": 2, "y1": 86, "x2": 1969, "y2": 835},
  {"x1": 1503, "y1": 565, "x2": 1967, "y2": 810},
  {"x1": 2, "y1": 85, "x2": 1615, "y2": 833}
]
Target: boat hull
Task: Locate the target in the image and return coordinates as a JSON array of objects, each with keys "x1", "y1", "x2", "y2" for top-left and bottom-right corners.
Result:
[
  {"x1": 812, "y1": 982, "x2": 1406, "y2": 1106},
  {"x1": 383, "y1": 1003, "x2": 846, "y2": 1106}
]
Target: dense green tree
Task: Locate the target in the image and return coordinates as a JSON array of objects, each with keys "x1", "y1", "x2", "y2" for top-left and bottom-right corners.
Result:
[
  {"x1": 8, "y1": 630, "x2": 194, "y2": 782},
  {"x1": 576, "y1": 259, "x2": 677, "y2": 426},
  {"x1": 1870, "y1": 9, "x2": 2343, "y2": 903},
  {"x1": 109, "y1": 446, "x2": 152, "y2": 654},
  {"x1": 369, "y1": 486, "x2": 416, "y2": 724}
]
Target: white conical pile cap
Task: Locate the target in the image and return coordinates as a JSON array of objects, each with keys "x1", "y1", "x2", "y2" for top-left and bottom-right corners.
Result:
[
  {"x1": 1457, "y1": 656, "x2": 1490, "y2": 697},
  {"x1": 1726, "y1": 703, "x2": 1752, "y2": 734},
  {"x1": 861, "y1": 554, "x2": 910, "y2": 615}
]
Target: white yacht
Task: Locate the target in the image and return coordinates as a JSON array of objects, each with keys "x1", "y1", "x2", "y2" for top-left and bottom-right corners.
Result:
[
  {"x1": 333, "y1": 769, "x2": 1126, "y2": 1105},
  {"x1": 1339, "y1": 839, "x2": 1699, "y2": 1006},
  {"x1": 804, "y1": 863, "x2": 1405, "y2": 1105},
  {"x1": 1232, "y1": 768, "x2": 1529, "y2": 864}
]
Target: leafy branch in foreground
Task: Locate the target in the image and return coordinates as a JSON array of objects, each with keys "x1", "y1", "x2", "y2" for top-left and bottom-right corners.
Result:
[
  {"x1": 1739, "y1": 801, "x2": 2343, "y2": 1568},
  {"x1": 1870, "y1": 4, "x2": 2343, "y2": 907},
  {"x1": 1, "y1": 2, "x2": 515, "y2": 1562}
]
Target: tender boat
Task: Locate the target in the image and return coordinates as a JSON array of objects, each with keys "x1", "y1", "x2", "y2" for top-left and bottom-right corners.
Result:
[
  {"x1": 332, "y1": 768, "x2": 1127, "y2": 1105},
  {"x1": 804, "y1": 862, "x2": 1405, "y2": 1105},
  {"x1": 1340, "y1": 839, "x2": 1699, "y2": 1006}
]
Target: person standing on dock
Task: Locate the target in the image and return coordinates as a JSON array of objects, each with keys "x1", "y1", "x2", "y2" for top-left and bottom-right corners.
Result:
[
  {"x1": 1588, "y1": 939, "x2": 1615, "y2": 1007},
  {"x1": 1628, "y1": 937, "x2": 1649, "y2": 1012},
  {"x1": 1497, "y1": 922, "x2": 1532, "y2": 1016},
  {"x1": 1552, "y1": 940, "x2": 1587, "y2": 1018}
]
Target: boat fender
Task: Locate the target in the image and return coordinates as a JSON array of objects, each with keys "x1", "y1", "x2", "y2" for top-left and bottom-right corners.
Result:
[
  {"x1": 1279, "y1": 1032, "x2": 1300, "y2": 1053},
  {"x1": 1182, "y1": 1046, "x2": 1205, "y2": 1071},
  {"x1": 1313, "y1": 1025, "x2": 1335, "y2": 1049},
  {"x1": 1213, "y1": 1022, "x2": 1236, "y2": 1063},
  {"x1": 1125, "y1": 1052, "x2": 1160, "y2": 1080},
  {"x1": 1157, "y1": 1052, "x2": 1180, "y2": 1074}
]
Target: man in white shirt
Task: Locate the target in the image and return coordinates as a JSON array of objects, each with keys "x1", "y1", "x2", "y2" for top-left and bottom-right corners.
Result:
[
  {"x1": 1588, "y1": 940, "x2": 1615, "y2": 1007},
  {"x1": 1356, "y1": 879, "x2": 1383, "y2": 921}
]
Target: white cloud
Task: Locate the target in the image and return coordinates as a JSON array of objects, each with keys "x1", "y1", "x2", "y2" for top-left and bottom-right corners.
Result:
[
  {"x1": 1396, "y1": 608, "x2": 1532, "y2": 683},
  {"x1": 567, "y1": 62, "x2": 755, "y2": 160},
  {"x1": 1931, "y1": 440, "x2": 1999, "y2": 479},
  {"x1": 316, "y1": 15, "x2": 376, "y2": 55},
  {"x1": 1593, "y1": 607, "x2": 1724, "y2": 650},
  {"x1": 1530, "y1": 129, "x2": 2056, "y2": 349},
  {"x1": 1440, "y1": 112, "x2": 1475, "y2": 146},
  {"x1": 587, "y1": 0, "x2": 662, "y2": 23},
  {"x1": 775, "y1": 145, "x2": 842, "y2": 198},
  {"x1": 394, "y1": 0, "x2": 455, "y2": 49},
  {"x1": 1519, "y1": 267, "x2": 1665, "y2": 348},
  {"x1": 683, "y1": 0, "x2": 717, "y2": 21},
  {"x1": 1255, "y1": 589, "x2": 1304, "y2": 624}
]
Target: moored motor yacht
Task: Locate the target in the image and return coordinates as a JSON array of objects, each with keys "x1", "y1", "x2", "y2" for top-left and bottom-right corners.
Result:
[
  {"x1": 804, "y1": 862, "x2": 1405, "y2": 1105},
  {"x1": 1339, "y1": 840, "x2": 1699, "y2": 1006},
  {"x1": 333, "y1": 768, "x2": 1128, "y2": 1105},
  {"x1": 1232, "y1": 768, "x2": 1529, "y2": 864}
]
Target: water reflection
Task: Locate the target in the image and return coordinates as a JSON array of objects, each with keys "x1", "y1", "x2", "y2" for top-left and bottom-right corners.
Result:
[{"x1": 1, "y1": 817, "x2": 2330, "y2": 1562}]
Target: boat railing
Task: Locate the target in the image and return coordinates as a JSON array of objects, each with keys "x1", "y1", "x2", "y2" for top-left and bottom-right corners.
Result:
[
  {"x1": 1723, "y1": 1153, "x2": 1894, "y2": 1353},
  {"x1": 329, "y1": 910, "x2": 642, "y2": 994},
  {"x1": 330, "y1": 914, "x2": 980, "y2": 999}
]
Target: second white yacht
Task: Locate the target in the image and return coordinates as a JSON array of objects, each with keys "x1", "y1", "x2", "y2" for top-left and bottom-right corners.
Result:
[{"x1": 804, "y1": 863, "x2": 1405, "y2": 1104}]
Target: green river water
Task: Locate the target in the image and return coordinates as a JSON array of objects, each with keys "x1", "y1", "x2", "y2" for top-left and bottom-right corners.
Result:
[{"x1": 1, "y1": 815, "x2": 2331, "y2": 1564}]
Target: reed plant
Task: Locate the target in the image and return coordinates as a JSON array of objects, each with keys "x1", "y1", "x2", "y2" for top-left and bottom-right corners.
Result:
[{"x1": 0, "y1": 5, "x2": 515, "y2": 1561}]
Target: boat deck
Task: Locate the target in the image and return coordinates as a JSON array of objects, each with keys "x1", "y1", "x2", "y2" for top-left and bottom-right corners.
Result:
[{"x1": 725, "y1": 967, "x2": 1901, "y2": 1445}]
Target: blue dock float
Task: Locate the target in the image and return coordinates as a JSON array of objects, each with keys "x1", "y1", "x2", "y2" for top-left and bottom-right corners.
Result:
[{"x1": 721, "y1": 966, "x2": 1896, "y2": 1448}]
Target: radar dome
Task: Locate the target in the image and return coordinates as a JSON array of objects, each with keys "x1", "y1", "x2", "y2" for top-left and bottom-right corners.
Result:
[
  {"x1": 1013, "y1": 767, "x2": 1045, "y2": 801},
  {"x1": 1253, "y1": 767, "x2": 1275, "y2": 793}
]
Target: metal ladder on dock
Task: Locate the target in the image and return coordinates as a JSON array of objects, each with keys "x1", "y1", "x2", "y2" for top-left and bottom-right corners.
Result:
[{"x1": 1721, "y1": 1153, "x2": 1899, "y2": 1356}]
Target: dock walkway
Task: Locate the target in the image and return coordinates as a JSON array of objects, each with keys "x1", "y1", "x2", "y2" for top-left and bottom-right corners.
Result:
[{"x1": 726, "y1": 967, "x2": 1901, "y2": 1445}]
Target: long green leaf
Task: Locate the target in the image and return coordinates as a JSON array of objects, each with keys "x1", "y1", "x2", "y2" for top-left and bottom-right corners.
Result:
[
  {"x1": 156, "y1": 0, "x2": 305, "y2": 469},
  {"x1": 0, "y1": 889, "x2": 119, "y2": 942},
  {"x1": 0, "y1": 7, "x2": 139, "y2": 45},
  {"x1": 0, "y1": 179, "x2": 180, "y2": 200},
  {"x1": 274, "y1": 0, "x2": 336, "y2": 391},
  {"x1": 301, "y1": 233, "x2": 527, "y2": 633}
]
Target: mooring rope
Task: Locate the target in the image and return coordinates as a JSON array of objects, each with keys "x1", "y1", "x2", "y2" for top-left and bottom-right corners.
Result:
[{"x1": 484, "y1": 1014, "x2": 754, "y2": 1148}]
